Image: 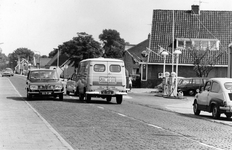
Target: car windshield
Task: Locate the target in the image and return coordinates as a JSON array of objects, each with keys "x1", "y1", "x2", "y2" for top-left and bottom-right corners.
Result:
[
  {"x1": 5, "y1": 68, "x2": 12, "y2": 72},
  {"x1": 29, "y1": 70, "x2": 59, "y2": 81},
  {"x1": 224, "y1": 82, "x2": 232, "y2": 90}
]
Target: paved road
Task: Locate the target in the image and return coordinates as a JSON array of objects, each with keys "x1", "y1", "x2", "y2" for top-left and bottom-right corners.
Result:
[{"x1": 2, "y1": 75, "x2": 232, "y2": 150}]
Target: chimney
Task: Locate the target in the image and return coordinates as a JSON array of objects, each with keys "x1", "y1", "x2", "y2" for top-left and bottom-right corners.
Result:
[{"x1": 191, "y1": 5, "x2": 200, "y2": 15}]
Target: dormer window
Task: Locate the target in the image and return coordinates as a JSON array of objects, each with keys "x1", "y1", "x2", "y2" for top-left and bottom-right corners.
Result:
[{"x1": 176, "y1": 38, "x2": 220, "y2": 50}]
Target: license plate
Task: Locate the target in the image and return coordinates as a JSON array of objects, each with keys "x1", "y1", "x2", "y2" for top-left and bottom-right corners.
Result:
[
  {"x1": 101, "y1": 90, "x2": 113, "y2": 95},
  {"x1": 42, "y1": 92, "x2": 51, "y2": 95},
  {"x1": 99, "y1": 76, "x2": 116, "y2": 83}
]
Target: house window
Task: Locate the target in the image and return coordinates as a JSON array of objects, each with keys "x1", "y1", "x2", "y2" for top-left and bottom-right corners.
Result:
[
  {"x1": 176, "y1": 38, "x2": 219, "y2": 50},
  {"x1": 178, "y1": 41, "x2": 184, "y2": 48}
]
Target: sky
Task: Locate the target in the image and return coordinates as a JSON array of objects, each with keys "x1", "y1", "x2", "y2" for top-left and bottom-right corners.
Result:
[{"x1": 0, "y1": 0, "x2": 232, "y2": 56}]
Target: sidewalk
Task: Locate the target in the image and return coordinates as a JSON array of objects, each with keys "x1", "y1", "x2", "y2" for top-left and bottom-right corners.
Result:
[
  {"x1": 0, "y1": 78, "x2": 74, "y2": 150},
  {"x1": 128, "y1": 88, "x2": 194, "y2": 114}
]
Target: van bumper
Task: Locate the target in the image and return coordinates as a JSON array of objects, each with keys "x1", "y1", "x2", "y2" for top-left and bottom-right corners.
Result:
[{"x1": 86, "y1": 91, "x2": 127, "y2": 95}]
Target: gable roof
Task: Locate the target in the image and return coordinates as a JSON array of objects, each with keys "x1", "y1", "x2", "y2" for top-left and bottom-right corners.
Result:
[
  {"x1": 148, "y1": 8, "x2": 232, "y2": 65},
  {"x1": 45, "y1": 52, "x2": 69, "y2": 67},
  {"x1": 126, "y1": 39, "x2": 149, "y2": 63},
  {"x1": 38, "y1": 58, "x2": 51, "y2": 67}
]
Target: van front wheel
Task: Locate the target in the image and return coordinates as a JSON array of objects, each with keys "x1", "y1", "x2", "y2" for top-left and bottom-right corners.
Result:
[
  {"x1": 116, "y1": 95, "x2": 123, "y2": 104},
  {"x1": 106, "y1": 96, "x2": 112, "y2": 102}
]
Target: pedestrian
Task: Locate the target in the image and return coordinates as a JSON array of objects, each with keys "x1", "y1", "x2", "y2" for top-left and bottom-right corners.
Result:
[{"x1": 129, "y1": 75, "x2": 132, "y2": 91}]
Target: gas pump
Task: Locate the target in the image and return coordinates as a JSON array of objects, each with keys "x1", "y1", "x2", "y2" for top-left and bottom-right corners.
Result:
[
  {"x1": 170, "y1": 72, "x2": 177, "y2": 97},
  {"x1": 162, "y1": 72, "x2": 170, "y2": 96}
]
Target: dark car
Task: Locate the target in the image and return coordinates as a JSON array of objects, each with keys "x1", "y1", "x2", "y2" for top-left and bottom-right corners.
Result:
[
  {"x1": 178, "y1": 77, "x2": 208, "y2": 96},
  {"x1": 26, "y1": 69, "x2": 64, "y2": 100},
  {"x1": 2, "y1": 68, "x2": 14, "y2": 77}
]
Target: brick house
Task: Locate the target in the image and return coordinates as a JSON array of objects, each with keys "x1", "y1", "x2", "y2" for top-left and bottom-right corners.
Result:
[{"x1": 124, "y1": 5, "x2": 232, "y2": 88}]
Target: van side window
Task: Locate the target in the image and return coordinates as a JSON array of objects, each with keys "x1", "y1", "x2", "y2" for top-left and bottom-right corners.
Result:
[
  {"x1": 94, "y1": 64, "x2": 105, "y2": 72},
  {"x1": 110, "y1": 65, "x2": 121, "y2": 72}
]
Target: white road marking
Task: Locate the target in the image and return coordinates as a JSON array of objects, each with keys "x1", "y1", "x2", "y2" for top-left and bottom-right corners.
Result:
[
  {"x1": 97, "y1": 106, "x2": 104, "y2": 109},
  {"x1": 117, "y1": 113, "x2": 127, "y2": 117},
  {"x1": 147, "y1": 124, "x2": 163, "y2": 129}
]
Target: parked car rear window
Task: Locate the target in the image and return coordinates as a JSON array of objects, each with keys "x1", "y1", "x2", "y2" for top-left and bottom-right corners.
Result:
[
  {"x1": 224, "y1": 82, "x2": 232, "y2": 90},
  {"x1": 110, "y1": 65, "x2": 121, "y2": 72},
  {"x1": 193, "y1": 79, "x2": 203, "y2": 84},
  {"x1": 94, "y1": 64, "x2": 105, "y2": 72}
]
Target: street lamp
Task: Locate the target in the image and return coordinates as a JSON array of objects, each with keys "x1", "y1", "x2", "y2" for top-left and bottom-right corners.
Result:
[
  {"x1": 173, "y1": 49, "x2": 182, "y2": 96},
  {"x1": 161, "y1": 50, "x2": 169, "y2": 96},
  {"x1": 161, "y1": 51, "x2": 169, "y2": 78}
]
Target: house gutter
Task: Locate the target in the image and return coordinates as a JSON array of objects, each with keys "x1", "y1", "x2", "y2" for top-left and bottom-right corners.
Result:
[{"x1": 138, "y1": 62, "x2": 228, "y2": 67}]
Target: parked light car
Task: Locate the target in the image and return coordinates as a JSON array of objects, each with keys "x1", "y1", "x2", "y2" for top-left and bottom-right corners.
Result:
[
  {"x1": 193, "y1": 78, "x2": 232, "y2": 119},
  {"x1": 25, "y1": 69, "x2": 64, "y2": 100},
  {"x1": 2, "y1": 68, "x2": 14, "y2": 77}
]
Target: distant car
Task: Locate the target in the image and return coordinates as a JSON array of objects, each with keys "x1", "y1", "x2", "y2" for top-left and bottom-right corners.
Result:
[
  {"x1": 2, "y1": 68, "x2": 14, "y2": 77},
  {"x1": 178, "y1": 77, "x2": 208, "y2": 96},
  {"x1": 193, "y1": 78, "x2": 232, "y2": 119},
  {"x1": 66, "y1": 80, "x2": 78, "y2": 95},
  {"x1": 25, "y1": 69, "x2": 64, "y2": 100},
  {"x1": 66, "y1": 72, "x2": 79, "y2": 95}
]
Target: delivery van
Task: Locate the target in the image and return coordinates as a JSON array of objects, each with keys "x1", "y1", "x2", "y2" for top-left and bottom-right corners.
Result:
[{"x1": 76, "y1": 57, "x2": 127, "y2": 104}]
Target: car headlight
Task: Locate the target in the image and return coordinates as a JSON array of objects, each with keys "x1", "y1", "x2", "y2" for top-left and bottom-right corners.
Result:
[
  {"x1": 55, "y1": 85, "x2": 63, "y2": 90},
  {"x1": 30, "y1": 85, "x2": 38, "y2": 90}
]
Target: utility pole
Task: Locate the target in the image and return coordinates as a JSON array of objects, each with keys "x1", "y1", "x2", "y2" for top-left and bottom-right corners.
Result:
[{"x1": 172, "y1": 10, "x2": 175, "y2": 72}]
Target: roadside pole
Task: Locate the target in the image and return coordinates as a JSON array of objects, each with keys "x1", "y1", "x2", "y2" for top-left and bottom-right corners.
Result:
[{"x1": 228, "y1": 43, "x2": 232, "y2": 78}]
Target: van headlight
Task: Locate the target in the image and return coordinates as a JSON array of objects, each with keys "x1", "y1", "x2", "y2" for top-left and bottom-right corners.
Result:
[
  {"x1": 55, "y1": 85, "x2": 63, "y2": 90},
  {"x1": 30, "y1": 85, "x2": 38, "y2": 90}
]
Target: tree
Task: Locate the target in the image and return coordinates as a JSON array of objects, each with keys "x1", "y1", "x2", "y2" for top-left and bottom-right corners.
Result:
[
  {"x1": 48, "y1": 50, "x2": 57, "y2": 58},
  {"x1": 99, "y1": 29, "x2": 125, "y2": 58},
  {"x1": 0, "y1": 51, "x2": 8, "y2": 70},
  {"x1": 8, "y1": 48, "x2": 34, "y2": 69},
  {"x1": 54, "y1": 32, "x2": 102, "y2": 68},
  {"x1": 188, "y1": 46, "x2": 225, "y2": 77}
]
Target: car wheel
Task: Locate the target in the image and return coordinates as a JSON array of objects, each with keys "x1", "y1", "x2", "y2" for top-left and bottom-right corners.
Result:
[
  {"x1": 188, "y1": 90, "x2": 195, "y2": 96},
  {"x1": 66, "y1": 91, "x2": 70, "y2": 95},
  {"x1": 116, "y1": 95, "x2": 123, "y2": 104},
  {"x1": 79, "y1": 93, "x2": 84, "y2": 101},
  {"x1": 106, "y1": 96, "x2": 112, "y2": 102},
  {"x1": 212, "y1": 105, "x2": 220, "y2": 119},
  {"x1": 27, "y1": 92, "x2": 32, "y2": 100},
  {"x1": 75, "y1": 88, "x2": 79, "y2": 96},
  {"x1": 59, "y1": 94, "x2": 63, "y2": 101},
  {"x1": 193, "y1": 101, "x2": 200, "y2": 115},
  {"x1": 86, "y1": 94, "x2": 91, "y2": 103},
  {"x1": 225, "y1": 113, "x2": 232, "y2": 119}
]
